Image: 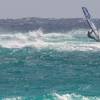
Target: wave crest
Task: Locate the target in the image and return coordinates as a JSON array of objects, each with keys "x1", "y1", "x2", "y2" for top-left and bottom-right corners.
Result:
[
  {"x1": 0, "y1": 29, "x2": 100, "y2": 51},
  {"x1": 2, "y1": 93, "x2": 100, "y2": 100}
]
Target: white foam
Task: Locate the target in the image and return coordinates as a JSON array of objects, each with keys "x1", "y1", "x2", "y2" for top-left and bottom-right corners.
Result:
[
  {"x1": 1, "y1": 93, "x2": 100, "y2": 100},
  {"x1": 54, "y1": 93, "x2": 100, "y2": 100},
  {"x1": 2, "y1": 96, "x2": 22, "y2": 100},
  {"x1": 0, "y1": 29, "x2": 100, "y2": 51}
]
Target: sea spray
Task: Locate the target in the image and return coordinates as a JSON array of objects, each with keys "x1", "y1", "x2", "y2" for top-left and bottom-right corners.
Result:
[{"x1": 0, "y1": 29, "x2": 100, "y2": 51}]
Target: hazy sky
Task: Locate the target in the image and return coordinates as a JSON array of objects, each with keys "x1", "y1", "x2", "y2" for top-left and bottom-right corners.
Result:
[{"x1": 0, "y1": 0, "x2": 99, "y2": 19}]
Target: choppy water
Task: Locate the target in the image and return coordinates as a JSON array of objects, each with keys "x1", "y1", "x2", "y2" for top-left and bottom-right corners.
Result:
[{"x1": 0, "y1": 27, "x2": 100, "y2": 100}]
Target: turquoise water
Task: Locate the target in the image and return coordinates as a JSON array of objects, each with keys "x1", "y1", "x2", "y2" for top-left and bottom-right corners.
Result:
[{"x1": 0, "y1": 30, "x2": 100, "y2": 100}]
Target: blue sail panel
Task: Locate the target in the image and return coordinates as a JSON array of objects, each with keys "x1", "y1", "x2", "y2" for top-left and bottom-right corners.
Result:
[{"x1": 82, "y1": 7, "x2": 91, "y2": 19}]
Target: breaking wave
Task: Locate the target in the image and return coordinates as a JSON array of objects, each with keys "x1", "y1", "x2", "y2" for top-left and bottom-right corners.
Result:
[
  {"x1": 0, "y1": 29, "x2": 100, "y2": 51},
  {"x1": 54, "y1": 93, "x2": 100, "y2": 100},
  {"x1": 2, "y1": 93, "x2": 100, "y2": 100}
]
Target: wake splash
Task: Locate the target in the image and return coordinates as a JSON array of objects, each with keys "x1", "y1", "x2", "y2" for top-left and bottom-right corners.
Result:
[
  {"x1": 0, "y1": 29, "x2": 100, "y2": 51},
  {"x1": 2, "y1": 93, "x2": 100, "y2": 100}
]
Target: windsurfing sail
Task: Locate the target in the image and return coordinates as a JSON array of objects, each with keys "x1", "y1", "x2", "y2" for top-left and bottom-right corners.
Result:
[{"x1": 82, "y1": 7, "x2": 99, "y2": 41}]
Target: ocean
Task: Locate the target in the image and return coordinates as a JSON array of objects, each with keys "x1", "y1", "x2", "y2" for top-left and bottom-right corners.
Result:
[{"x1": 0, "y1": 18, "x2": 100, "y2": 100}]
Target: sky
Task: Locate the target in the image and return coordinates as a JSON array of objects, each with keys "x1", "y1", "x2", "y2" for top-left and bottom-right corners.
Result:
[{"x1": 0, "y1": 0, "x2": 99, "y2": 19}]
